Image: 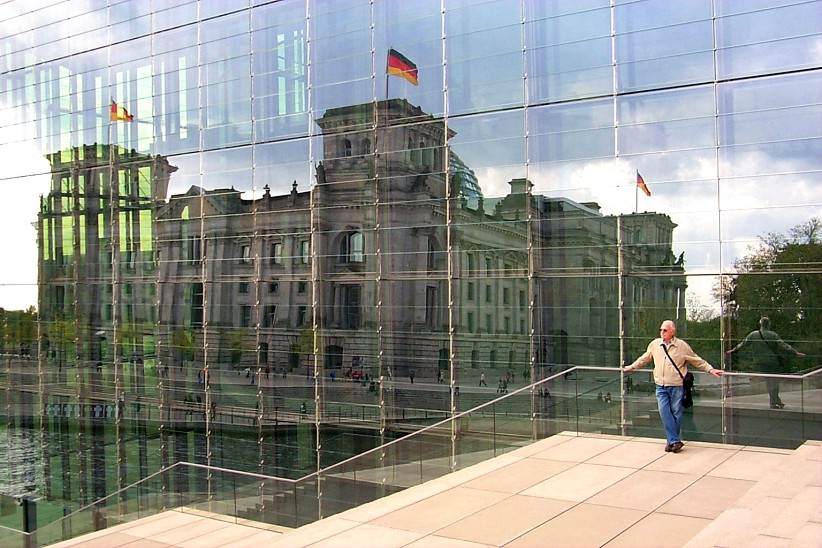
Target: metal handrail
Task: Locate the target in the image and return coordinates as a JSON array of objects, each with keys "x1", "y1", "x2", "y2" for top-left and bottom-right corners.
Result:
[
  {"x1": 28, "y1": 365, "x2": 584, "y2": 536},
  {"x1": 28, "y1": 461, "x2": 188, "y2": 537},
  {"x1": 0, "y1": 523, "x2": 27, "y2": 535},
  {"x1": 26, "y1": 363, "x2": 822, "y2": 540},
  {"x1": 291, "y1": 365, "x2": 613, "y2": 482}
]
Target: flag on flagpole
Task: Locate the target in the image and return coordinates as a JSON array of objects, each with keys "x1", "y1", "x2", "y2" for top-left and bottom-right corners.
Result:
[
  {"x1": 110, "y1": 100, "x2": 134, "y2": 122},
  {"x1": 386, "y1": 49, "x2": 418, "y2": 86},
  {"x1": 636, "y1": 171, "x2": 651, "y2": 197}
]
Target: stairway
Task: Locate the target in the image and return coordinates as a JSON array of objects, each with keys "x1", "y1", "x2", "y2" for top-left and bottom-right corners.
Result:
[{"x1": 685, "y1": 440, "x2": 822, "y2": 547}]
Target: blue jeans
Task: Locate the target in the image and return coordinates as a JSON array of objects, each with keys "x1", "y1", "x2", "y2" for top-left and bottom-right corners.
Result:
[{"x1": 656, "y1": 385, "x2": 684, "y2": 445}]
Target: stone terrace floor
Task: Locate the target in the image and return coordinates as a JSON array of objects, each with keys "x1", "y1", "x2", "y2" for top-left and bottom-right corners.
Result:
[{"x1": 51, "y1": 432, "x2": 822, "y2": 547}]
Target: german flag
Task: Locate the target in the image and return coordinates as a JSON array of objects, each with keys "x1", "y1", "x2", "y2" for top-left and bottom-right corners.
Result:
[
  {"x1": 636, "y1": 170, "x2": 651, "y2": 197},
  {"x1": 110, "y1": 100, "x2": 134, "y2": 122},
  {"x1": 386, "y1": 49, "x2": 418, "y2": 86}
]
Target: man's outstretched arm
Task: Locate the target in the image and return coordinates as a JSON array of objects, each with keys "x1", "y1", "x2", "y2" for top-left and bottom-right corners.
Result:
[{"x1": 624, "y1": 346, "x2": 652, "y2": 372}]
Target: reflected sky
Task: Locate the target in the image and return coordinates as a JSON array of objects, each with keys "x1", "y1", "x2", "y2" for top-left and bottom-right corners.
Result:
[{"x1": 0, "y1": 0, "x2": 821, "y2": 310}]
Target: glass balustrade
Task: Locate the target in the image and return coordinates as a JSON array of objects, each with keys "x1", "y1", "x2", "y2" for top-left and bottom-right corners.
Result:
[{"x1": 1, "y1": 364, "x2": 819, "y2": 546}]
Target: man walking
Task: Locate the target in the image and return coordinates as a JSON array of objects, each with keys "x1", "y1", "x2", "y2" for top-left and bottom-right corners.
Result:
[
  {"x1": 624, "y1": 320, "x2": 722, "y2": 453},
  {"x1": 726, "y1": 316, "x2": 804, "y2": 409}
]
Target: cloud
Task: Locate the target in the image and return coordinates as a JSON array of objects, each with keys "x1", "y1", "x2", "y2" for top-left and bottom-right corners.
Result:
[{"x1": 0, "y1": 100, "x2": 52, "y2": 309}]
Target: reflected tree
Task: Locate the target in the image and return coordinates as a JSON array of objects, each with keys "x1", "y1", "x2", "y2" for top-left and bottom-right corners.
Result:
[
  {"x1": 0, "y1": 306, "x2": 37, "y2": 355},
  {"x1": 722, "y1": 218, "x2": 821, "y2": 370}
]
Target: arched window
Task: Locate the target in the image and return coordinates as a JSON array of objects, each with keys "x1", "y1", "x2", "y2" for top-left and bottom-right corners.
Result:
[
  {"x1": 340, "y1": 231, "x2": 364, "y2": 263},
  {"x1": 438, "y1": 348, "x2": 450, "y2": 372},
  {"x1": 343, "y1": 138, "x2": 352, "y2": 157},
  {"x1": 409, "y1": 137, "x2": 421, "y2": 164},
  {"x1": 427, "y1": 237, "x2": 440, "y2": 270}
]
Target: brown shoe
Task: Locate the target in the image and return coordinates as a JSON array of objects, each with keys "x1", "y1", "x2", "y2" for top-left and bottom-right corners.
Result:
[
  {"x1": 664, "y1": 444, "x2": 673, "y2": 452},
  {"x1": 671, "y1": 441, "x2": 684, "y2": 453}
]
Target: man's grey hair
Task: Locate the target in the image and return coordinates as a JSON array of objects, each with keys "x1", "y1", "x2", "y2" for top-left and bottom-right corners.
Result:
[{"x1": 760, "y1": 316, "x2": 770, "y2": 329}]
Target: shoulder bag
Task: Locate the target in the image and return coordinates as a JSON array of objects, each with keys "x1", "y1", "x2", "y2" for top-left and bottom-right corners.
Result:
[{"x1": 661, "y1": 344, "x2": 694, "y2": 408}]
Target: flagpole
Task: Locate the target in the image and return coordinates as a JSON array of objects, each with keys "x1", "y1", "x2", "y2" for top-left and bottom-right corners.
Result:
[
  {"x1": 634, "y1": 170, "x2": 639, "y2": 214},
  {"x1": 385, "y1": 47, "x2": 390, "y2": 101}
]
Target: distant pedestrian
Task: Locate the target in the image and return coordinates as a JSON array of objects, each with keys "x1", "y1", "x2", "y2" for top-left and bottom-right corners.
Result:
[
  {"x1": 479, "y1": 372, "x2": 487, "y2": 387},
  {"x1": 409, "y1": 370, "x2": 415, "y2": 384}
]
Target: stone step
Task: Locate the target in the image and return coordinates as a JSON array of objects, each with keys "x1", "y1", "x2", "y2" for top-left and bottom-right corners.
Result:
[{"x1": 685, "y1": 440, "x2": 822, "y2": 547}]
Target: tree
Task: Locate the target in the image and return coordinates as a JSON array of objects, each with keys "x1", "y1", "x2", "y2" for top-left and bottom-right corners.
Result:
[{"x1": 721, "y1": 217, "x2": 821, "y2": 370}]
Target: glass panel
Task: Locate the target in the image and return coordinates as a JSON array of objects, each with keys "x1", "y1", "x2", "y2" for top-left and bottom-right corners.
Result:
[{"x1": 716, "y1": 2, "x2": 822, "y2": 79}]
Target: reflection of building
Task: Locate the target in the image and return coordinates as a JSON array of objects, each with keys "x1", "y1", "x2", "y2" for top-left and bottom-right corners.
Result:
[
  {"x1": 152, "y1": 99, "x2": 686, "y2": 380},
  {"x1": 38, "y1": 144, "x2": 175, "y2": 361},
  {"x1": 27, "y1": 99, "x2": 689, "y2": 518},
  {"x1": 36, "y1": 143, "x2": 176, "y2": 504},
  {"x1": 533, "y1": 198, "x2": 686, "y2": 369}
]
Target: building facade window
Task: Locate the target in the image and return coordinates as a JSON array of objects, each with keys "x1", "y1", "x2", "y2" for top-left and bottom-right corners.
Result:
[
  {"x1": 340, "y1": 284, "x2": 361, "y2": 328},
  {"x1": 340, "y1": 231, "x2": 364, "y2": 263},
  {"x1": 263, "y1": 305, "x2": 277, "y2": 328},
  {"x1": 299, "y1": 240, "x2": 310, "y2": 264},
  {"x1": 240, "y1": 244, "x2": 251, "y2": 264},
  {"x1": 425, "y1": 286, "x2": 438, "y2": 329},
  {"x1": 271, "y1": 242, "x2": 283, "y2": 265},
  {"x1": 240, "y1": 305, "x2": 252, "y2": 327},
  {"x1": 186, "y1": 236, "x2": 201, "y2": 265}
]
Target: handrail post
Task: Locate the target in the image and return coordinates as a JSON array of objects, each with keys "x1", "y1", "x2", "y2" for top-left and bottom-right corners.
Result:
[{"x1": 492, "y1": 402, "x2": 496, "y2": 456}]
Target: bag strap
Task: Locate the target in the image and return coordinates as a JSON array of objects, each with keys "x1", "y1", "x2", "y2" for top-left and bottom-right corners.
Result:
[
  {"x1": 661, "y1": 343, "x2": 685, "y2": 381},
  {"x1": 758, "y1": 329, "x2": 781, "y2": 357}
]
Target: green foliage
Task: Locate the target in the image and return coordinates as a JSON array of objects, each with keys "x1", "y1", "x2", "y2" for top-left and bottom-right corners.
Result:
[
  {"x1": 0, "y1": 306, "x2": 38, "y2": 353},
  {"x1": 722, "y1": 217, "x2": 821, "y2": 370}
]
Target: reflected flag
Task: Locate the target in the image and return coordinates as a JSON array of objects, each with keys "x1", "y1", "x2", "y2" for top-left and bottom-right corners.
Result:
[
  {"x1": 636, "y1": 170, "x2": 651, "y2": 197},
  {"x1": 386, "y1": 49, "x2": 418, "y2": 86},
  {"x1": 110, "y1": 100, "x2": 134, "y2": 122}
]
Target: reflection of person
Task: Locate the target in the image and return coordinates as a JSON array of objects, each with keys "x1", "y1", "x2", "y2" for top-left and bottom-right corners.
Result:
[
  {"x1": 624, "y1": 320, "x2": 722, "y2": 453},
  {"x1": 726, "y1": 316, "x2": 805, "y2": 409}
]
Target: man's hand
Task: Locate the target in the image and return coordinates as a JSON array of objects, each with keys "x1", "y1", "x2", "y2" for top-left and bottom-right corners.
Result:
[
  {"x1": 622, "y1": 366, "x2": 633, "y2": 373},
  {"x1": 725, "y1": 350, "x2": 734, "y2": 355},
  {"x1": 796, "y1": 352, "x2": 806, "y2": 357},
  {"x1": 709, "y1": 369, "x2": 723, "y2": 377}
]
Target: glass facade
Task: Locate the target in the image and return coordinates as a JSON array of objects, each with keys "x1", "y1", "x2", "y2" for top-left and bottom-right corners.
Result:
[{"x1": 1, "y1": 0, "x2": 821, "y2": 527}]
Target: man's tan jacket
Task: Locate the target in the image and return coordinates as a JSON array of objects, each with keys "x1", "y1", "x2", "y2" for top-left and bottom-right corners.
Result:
[{"x1": 626, "y1": 337, "x2": 715, "y2": 386}]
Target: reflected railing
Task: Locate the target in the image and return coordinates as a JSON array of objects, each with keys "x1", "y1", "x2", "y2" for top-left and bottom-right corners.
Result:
[{"x1": 4, "y1": 364, "x2": 821, "y2": 546}]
